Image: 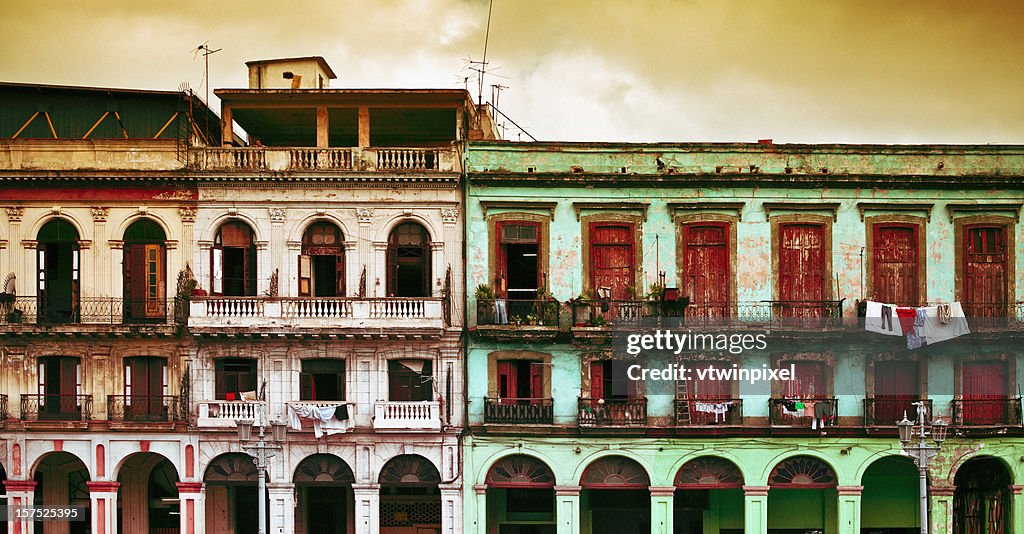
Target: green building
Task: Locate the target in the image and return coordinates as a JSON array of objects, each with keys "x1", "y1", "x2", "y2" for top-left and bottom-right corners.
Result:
[{"x1": 461, "y1": 142, "x2": 1024, "y2": 534}]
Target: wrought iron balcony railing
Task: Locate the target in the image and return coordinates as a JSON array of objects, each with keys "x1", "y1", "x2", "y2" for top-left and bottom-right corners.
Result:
[
  {"x1": 769, "y1": 397, "x2": 838, "y2": 427},
  {"x1": 483, "y1": 398, "x2": 554, "y2": 424},
  {"x1": 571, "y1": 300, "x2": 672, "y2": 327},
  {"x1": 477, "y1": 299, "x2": 560, "y2": 327},
  {"x1": 578, "y1": 397, "x2": 647, "y2": 427},
  {"x1": 107, "y1": 395, "x2": 181, "y2": 423},
  {"x1": 863, "y1": 398, "x2": 932, "y2": 427},
  {"x1": 0, "y1": 296, "x2": 185, "y2": 326},
  {"x1": 951, "y1": 398, "x2": 1023, "y2": 426},
  {"x1": 20, "y1": 394, "x2": 92, "y2": 422},
  {"x1": 685, "y1": 300, "x2": 845, "y2": 327},
  {"x1": 675, "y1": 398, "x2": 743, "y2": 426}
]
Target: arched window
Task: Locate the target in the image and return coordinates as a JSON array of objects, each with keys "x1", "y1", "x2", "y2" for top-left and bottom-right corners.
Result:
[
  {"x1": 124, "y1": 219, "x2": 167, "y2": 320},
  {"x1": 37, "y1": 219, "x2": 80, "y2": 323},
  {"x1": 768, "y1": 456, "x2": 836, "y2": 488},
  {"x1": 379, "y1": 455, "x2": 440, "y2": 486},
  {"x1": 674, "y1": 457, "x2": 744, "y2": 489},
  {"x1": 485, "y1": 455, "x2": 555, "y2": 488},
  {"x1": 580, "y1": 456, "x2": 650, "y2": 489},
  {"x1": 387, "y1": 222, "x2": 430, "y2": 297},
  {"x1": 212, "y1": 221, "x2": 256, "y2": 296},
  {"x1": 299, "y1": 221, "x2": 344, "y2": 297}
]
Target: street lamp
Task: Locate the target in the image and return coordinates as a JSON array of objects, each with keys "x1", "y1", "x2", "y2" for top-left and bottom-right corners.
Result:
[
  {"x1": 236, "y1": 405, "x2": 288, "y2": 534},
  {"x1": 897, "y1": 401, "x2": 948, "y2": 534}
]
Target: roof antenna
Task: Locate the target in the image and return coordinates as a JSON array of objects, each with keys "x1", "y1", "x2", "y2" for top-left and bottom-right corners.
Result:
[
  {"x1": 477, "y1": 0, "x2": 495, "y2": 108},
  {"x1": 196, "y1": 42, "x2": 221, "y2": 144}
]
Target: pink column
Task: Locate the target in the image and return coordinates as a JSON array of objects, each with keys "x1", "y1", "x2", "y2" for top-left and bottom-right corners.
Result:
[
  {"x1": 4, "y1": 480, "x2": 37, "y2": 534},
  {"x1": 86, "y1": 481, "x2": 119, "y2": 534},
  {"x1": 176, "y1": 482, "x2": 206, "y2": 534}
]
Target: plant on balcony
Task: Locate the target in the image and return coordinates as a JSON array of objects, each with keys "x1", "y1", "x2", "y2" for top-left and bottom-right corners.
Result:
[
  {"x1": 588, "y1": 314, "x2": 609, "y2": 327},
  {"x1": 0, "y1": 273, "x2": 14, "y2": 305},
  {"x1": 475, "y1": 284, "x2": 495, "y2": 299},
  {"x1": 525, "y1": 313, "x2": 538, "y2": 325},
  {"x1": 511, "y1": 314, "x2": 524, "y2": 327},
  {"x1": 647, "y1": 283, "x2": 665, "y2": 301}
]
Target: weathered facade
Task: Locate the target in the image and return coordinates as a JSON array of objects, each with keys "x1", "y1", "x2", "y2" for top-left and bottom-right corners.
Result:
[{"x1": 462, "y1": 142, "x2": 1024, "y2": 534}]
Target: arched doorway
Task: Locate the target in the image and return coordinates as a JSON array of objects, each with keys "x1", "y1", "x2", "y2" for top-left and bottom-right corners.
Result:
[
  {"x1": 212, "y1": 221, "x2": 256, "y2": 296},
  {"x1": 767, "y1": 455, "x2": 837, "y2": 533},
  {"x1": 294, "y1": 454, "x2": 354, "y2": 534},
  {"x1": 485, "y1": 455, "x2": 556, "y2": 533},
  {"x1": 203, "y1": 453, "x2": 264, "y2": 533},
  {"x1": 861, "y1": 455, "x2": 919, "y2": 533},
  {"x1": 123, "y1": 219, "x2": 167, "y2": 321},
  {"x1": 674, "y1": 457, "x2": 744, "y2": 533},
  {"x1": 33, "y1": 451, "x2": 91, "y2": 534},
  {"x1": 580, "y1": 456, "x2": 650, "y2": 534},
  {"x1": 116, "y1": 453, "x2": 180, "y2": 533},
  {"x1": 387, "y1": 222, "x2": 430, "y2": 297},
  {"x1": 300, "y1": 221, "x2": 345, "y2": 297},
  {"x1": 378, "y1": 454, "x2": 440, "y2": 534},
  {"x1": 955, "y1": 457, "x2": 1011, "y2": 534},
  {"x1": 37, "y1": 219, "x2": 80, "y2": 323}
]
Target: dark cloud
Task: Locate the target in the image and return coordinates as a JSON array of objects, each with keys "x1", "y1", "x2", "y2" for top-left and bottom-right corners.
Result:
[{"x1": 2, "y1": 0, "x2": 1021, "y2": 143}]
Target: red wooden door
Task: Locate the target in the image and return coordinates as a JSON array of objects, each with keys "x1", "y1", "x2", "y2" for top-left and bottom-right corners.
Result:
[
  {"x1": 128, "y1": 357, "x2": 165, "y2": 419},
  {"x1": 689, "y1": 362, "x2": 733, "y2": 400},
  {"x1": 497, "y1": 360, "x2": 517, "y2": 403},
  {"x1": 963, "y1": 361, "x2": 1007, "y2": 425},
  {"x1": 874, "y1": 225, "x2": 919, "y2": 305},
  {"x1": 874, "y1": 361, "x2": 919, "y2": 424},
  {"x1": 590, "y1": 361, "x2": 605, "y2": 400},
  {"x1": 589, "y1": 223, "x2": 635, "y2": 300},
  {"x1": 784, "y1": 361, "x2": 827, "y2": 399},
  {"x1": 683, "y1": 224, "x2": 730, "y2": 318},
  {"x1": 964, "y1": 226, "x2": 1007, "y2": 318},
  {"x1": 779, "y1": 224, "x2": 825, "y2": 317}
]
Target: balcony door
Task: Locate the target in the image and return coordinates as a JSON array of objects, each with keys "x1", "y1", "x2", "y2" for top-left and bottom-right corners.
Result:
[
  {"x1": 214, "y1": 359, "x2": 257, "y2": 400},
  {"x1": 212, "y1": 221, "x2": 256, "y2": 296},
  {"x1": 778, "y1": 223, "x2": 826, "y2": 317},
  {"x1": 388, "y1": 359, "x2": 432, "y2": 402},
  {"x1": 124, "y1": 219, "x2": 167, "y2": 321},
  {"x1": 496, "y1": 221, "x2": 540, "y2": 300},
  {"x1": 963, "y1": 361, "x2": 1007, "y2": 425},
  {"x1": 299, "y1": 221, "x2": 345, "y2": 297},
  {"x1": 37, "y1": 219, "x2": 80, "y2": 324},
  {"x1": 387, "y1": 222, "x2": 430, "y2": 297},
  {"x1": 496, "y1": 360, "x2": 542, "y2": 404},
  {"x1": 300, "y1": 359, "x2": 346, "y2": 401},
  {"x1": 125, "y1": 357, "x2": 167, "y2": 420},
  {"x1": 589, "y1": 223, "x2": 635, "y2": 300},
  {"x1": 38, "y1": 356, "x2": 81, "y2": 420},
  {"x1": 873, "y1": 224, "x2": 919, "y2": 305},
  {"x1": 874, "y1": 360, "x2": 919, "y2": 425},
  {"x1": 964, "y1": 226, "x2": 1008, "y2": 318},
  {"x1": 682, "y1": 223, "x2": 730, "y2": 318}
]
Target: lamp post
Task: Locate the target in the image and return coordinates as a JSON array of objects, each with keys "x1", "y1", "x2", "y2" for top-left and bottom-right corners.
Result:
[
  {"x1": 237, "y1": 404, "x2": 288, "y2": 534},
  {"x1": 897, "y1": 401, "x2": 948, "y2": 534}
]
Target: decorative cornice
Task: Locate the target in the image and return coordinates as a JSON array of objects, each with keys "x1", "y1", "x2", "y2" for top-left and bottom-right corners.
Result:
[
  {"x1": 573, "y1": 201, "x2": 650, "y2": 222},
  {"x1": 479, "y1": 200, "x2": 557, "y2": 218},
  {"x1": 77, "y1": 240, "x2": 92, "y2": 250},
  {"x1": 742, "y1": 485, "x2": 771, "y2": 496},
  {"x1": 165, "y1": 240, "x2": 179, "y2": 250},
  {"x1": 762, "y1": 202, "x2": 841, "y2": 222},
  {"x1": 108, "y1": 239, "x2": 124, "y2": 250},
  {"x1": 669, "y1": 201, "x2": 746, "y2": 221},
  {"x1": 21, "y1": 239, "x2": 37, "y2": 250},
  {"x1": 946, "y1": 202, "x2": 1022, "y2": 223},
  {"x1": 553, "y1": 485, "x2": 582, "y2": 496},
  {"x1": 6, "y1": 207, "x2": 24, "y2": 223},
  {"x1": 857, "y1": 202, "x2": 935, "y2": 222},
  {"x1": 836, "y1": 485, "x2": 864, "y2": 496},
  {"x1": 3, "y1": 480, "x2": 38, "y2": 492}
]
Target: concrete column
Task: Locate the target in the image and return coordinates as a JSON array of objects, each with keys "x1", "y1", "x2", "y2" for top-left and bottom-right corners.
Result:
[
  {"x1": 357, "y1": 107, "x2": 370, "y2": 148},
  {"x1": 286, "y1": 240, "x2": 301, "y2": 297},
  {"x1": 268, "y1": 483, "x2": 295, "y2": 534},
  {"x1": 438, "y1": 482, "x2": 462, "y2": 534},
  {"x1": 221, "y1": 105, "x2": 232, "y2": 147},
  {"x1": 930, "y1": 485, "x2": 955, "y2": 534},
  {"x1": 742, "y1": 486, "x2": 769, "y2": 534},
  {"x1": 4, "y1": 479, "x2": 37, "y2": 534},
  {"x1": 108, "y1": 240, "x2": 123, "y2": 302},
  {"x1": 554, "y1": 485, "x2": 581, "y2": 534},
  {"x1": 372, "y1": 241, "x2": 387, "y2": 297},
  {"x1": 44, "y1": 466, "x2": 70, "y2": 534},
  {"x1": 650, "y1": 486, "x2": 675, "y2": 534},
  {"x1": 1012, "y1": 485, "x2": 1024, "y2": 534},
  {"x1": 92, "y1": 215, "x2": 107, "y2": 297},
  {"x1": 86, "y1": 481, "x2": 119, "y2": 534},
  {"x1": 176, "y1": 482, "x2": 206, "y2": 534},
  {"x1": 316, "y1": 106, "x2": 329, "y2": 148},
  {"x1": 836, "y1": 486, "x2": 862, "y2": 534},
  {"x1": 471, "y1": 484, "x2": 487, "y2": 534},
  {"x1": 352, "y1": 483, "x2": 380, "y2": 534}
]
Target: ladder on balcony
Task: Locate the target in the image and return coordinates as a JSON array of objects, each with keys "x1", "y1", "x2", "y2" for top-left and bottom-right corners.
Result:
[{"x1": 676, "y1": 378, "x2": 690, "y2": 424}]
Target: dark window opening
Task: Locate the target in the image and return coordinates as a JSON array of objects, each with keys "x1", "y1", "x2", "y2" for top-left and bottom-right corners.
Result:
[
  {"x1": 37, "y1": 219, "x2": 80, "y2": 324},
  {"x1": 213, "y1": 221, "x2": 256, "y2": 296},
  {"x1": 37, "y1": 356, "x2": 82, "y2": 420},
  {"x1": 497, "y1": 222, "x2": 540, "y2": 300},
  {"x1": 214, "y1": 358, "x2": 257, "y2": 400},
  {"x1": 496, "y1": 360, "x2": 543, "y2": 401},
  {"x1": 300, "y1": 359, "x2": 346, "y2": 401},
  {"x1": 388, "y1": 360, "x2": 433, "y2": 402},
  {"x1": 300, "y1": 221, "x2": 345, "y2": 297},
  {"x1": 387, "y1": 222, "x2": 430, "y2": 297}
]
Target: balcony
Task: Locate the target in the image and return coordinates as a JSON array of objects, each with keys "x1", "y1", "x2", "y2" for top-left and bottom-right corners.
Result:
[
  {"x1": 107, "y1": 395, "x2": 181, "y2": 424},
  {"x1": 476, "y1": 299, "x2": 560, "y2": 340},
  {"x1": 578, "y1": 398, "x2": 647, "y2": 428},
  {"x1": 952, "y1": 398, "x2": 1023, "y2": 427},
  {"x1": 195, "y1": 400, "x2": 264, "y2": 428},
  {"x1": 0, "y1": 296, "x2": 185, "y2": 332},
  {"x1": 188, "y1": 146, "x2": 460, "y2": 173},
  {"x1": 769, "y1": 398, "x2": 838, "y2": 428},
  {"x1": 286, "y1": 400, "x2": 353, "y2": 433},
  {"x1": 863, "y1": 398, "x2": 931, "y2": 427},
  {"x1": 188, "y1": 296, "x2": 446, "y2": 336},
  {"x1": 960, "y1": 302, "x2": 1024, "y2": 332},
  {"x1": 483, "y1": 398, "x2": 554, "y2": 425},
  {"x1": 675, "y1": 398, "x2": 743, "y2": 426},
  {"x1": 373, "y1": 401, "x2": 441, "y2": 431},
  {"x1": 20, "y1": 394, "x2": 93, "y2": 422},
  {"x1": 685, "y1": 300, "x2": 845, "y2": 328}
]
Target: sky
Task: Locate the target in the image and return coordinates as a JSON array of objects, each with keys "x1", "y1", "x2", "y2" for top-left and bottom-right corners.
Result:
[{"x1": 2, "y1": 0, "x2": 1023, "y2": 144}]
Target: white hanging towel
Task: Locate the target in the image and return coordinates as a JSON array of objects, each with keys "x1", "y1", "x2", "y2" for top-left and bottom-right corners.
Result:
[
  {"x1": 865, "y1": 300, "x2": 903, "y2": 336},
  {"x1": 921, "y1": 302, "x2": 970, "y2": 345}
]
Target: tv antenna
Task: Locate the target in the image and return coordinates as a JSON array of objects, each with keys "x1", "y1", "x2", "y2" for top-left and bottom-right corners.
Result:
[
  {"x1": 195, "y1": 42, "x2": 221, "y2": 143},
  {"x1": 477, "y1": 0, "x2": 495, "y2": 107}
]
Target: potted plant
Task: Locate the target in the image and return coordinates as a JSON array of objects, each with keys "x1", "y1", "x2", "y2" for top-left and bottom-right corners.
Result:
[
  {"x1": 476, "y1": 284, "x2": 496, "y2": 324},
  {"x1": 511, "y1": 314, "x2": 523, "y2": 327},
  {"x1": 526, "y1": 313, "x2": 538, "y2": 326}
]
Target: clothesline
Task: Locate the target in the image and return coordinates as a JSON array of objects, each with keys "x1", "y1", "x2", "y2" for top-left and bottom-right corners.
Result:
[{"x1": 865, "y1": 300, "x2": 970, "y2": 349}]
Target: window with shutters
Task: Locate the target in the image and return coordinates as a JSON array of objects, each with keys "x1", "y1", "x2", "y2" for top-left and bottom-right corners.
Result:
[
  {"x1": 124, "y1": 356, "x2": 168, "y2": 420},
  {"x1": 299, "y1": 221, "x2": 345, "y2": 297},
  {"x1": 871, "y1": 360, "x2": 921, "y2": 425},
  {"x1": 388, "y1": 359, "x2": 432, "y2": 402},
  {"x1": 772, "y1": 215, "x2": 833, "y2": 318},
  {"x1": 961, "y1": 360, "x2": 1010, "y2": 425},
  {"x1": 495, "y1": 360, "x2": 544, "y2": 404},
  {"x1": 214, "y1": 358, "x2": 257, "y2": 400},
  {"x1": 495, "y1": 221, "x2": 541, "y2": 299},
  {"x1": 124, "y1": 219, "x2": 167, "y2": 320},
  {"x1": 779, "y1": 360, "x2": 830, "y2": 399},
  {"x1": 36, "y1": 219, "x2": 80, "y2": 324},
  {"x1": 867, "y1": 216, "x2": 926, "y2": 306},
  {"x1": 299, "y1": 359, "x2": 346, "y2": 401},
  {"x1": 212, "y1": 221, "x2": 257, "y2": 296},
  {"x1": 37, "y1": 356, "x2": 82, "y2": 420},
  {"x1": 589, "y1": 360, "x2": 638, "y2": 401},
  {"x1": 681, "y1": 221, "x2": 732, "y2": 318},
  {"x1": 387, "y1": 222, "x2": 430, "y2": 297},
  {"x1": 963, "y1": 225, "x2": 1009, "y2": 318}
]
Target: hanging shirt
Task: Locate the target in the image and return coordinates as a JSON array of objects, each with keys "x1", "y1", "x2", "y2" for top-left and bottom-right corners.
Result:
[{"x1": 865, "y1": 301, "x2": 903, "y2": 336}]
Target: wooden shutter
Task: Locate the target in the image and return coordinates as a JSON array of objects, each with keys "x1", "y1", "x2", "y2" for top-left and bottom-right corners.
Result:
[
  {"x1": 497, "y1": 361, "x2": 515, "y2": 403},
  {"x1": 211, "y1": 247, "x2": 224, "y2": 295},
  {"x1": 689, "y1": 362, "x2": 732, "y2": 400},
  {"x1": 530, "y1": 362, "x2": 543, "y2": 403},
  {"x1": 683, "y1": 224, "x2": 730, "y2": 317},
  {"x1": 874, "y1": 361, "x2": 919, "y2": 423},
  {"x1": 874, "y1": 225, "x2": 918, "y2": 305},
  {"x1": 299, "y1": 372, "x2": 313, "y2": 401},
  {"x1": 129, "y1": 244, "x2": 148, "y2": 318},
  {"x1": 60, "y1": 358, "x2": 78, "y2": 397},
  {"x1": 964, "y1": 226, "x2": 1007, "y2": 318},
  {"x1": 779, "y1": 224, "x2": 825, "y2": 310},
  {"x1": 336, "y1": 254, "x2": 346, "y2": 295},
  {"x1": 963, "y1": 361, "x2": 1007, "y2": 424},
  {"x1": 590, "y1": 361, "x2": 606, "y2": 400},
  {"x1": 298, "y1": 255, "x2": 312, "y2": 296},
  {"x1": 589, "y1": 223, "x2": 635, "y2": 299}
]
